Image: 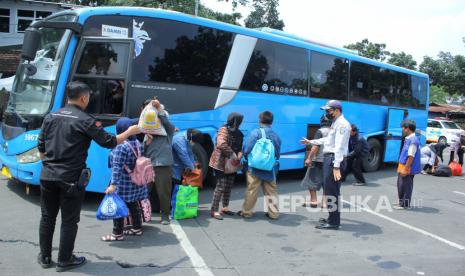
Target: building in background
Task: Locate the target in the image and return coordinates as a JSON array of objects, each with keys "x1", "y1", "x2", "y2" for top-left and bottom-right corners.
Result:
[{"x1": 0, "y1": 0, "x2": 78, "y2": 78}]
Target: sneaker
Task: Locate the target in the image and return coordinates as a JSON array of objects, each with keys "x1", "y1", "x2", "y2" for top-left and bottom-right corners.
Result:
[
  {"x1": 420, "y1": 170, "x2": 427, "y2": 175},
  {"x1": 37, "y1": 253, "x2": 52, "y2": 269},
  {"x1": 161, "y1": 214, "x2": 171, "y2": 225},
  {"x1": 392, "y1": 205, "x2": 407, "y2": 210},
  {"x1": 353, "y1": 182, "x2": 366, "y2": 186},
  {"x1": 56, "y1": 255, "x2": 86, "y2": 272}
]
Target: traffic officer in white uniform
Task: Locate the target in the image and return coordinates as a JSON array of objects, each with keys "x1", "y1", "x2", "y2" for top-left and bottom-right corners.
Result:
[{"x1": 301, "y1": 100, "x2": 351, "y2": 230}]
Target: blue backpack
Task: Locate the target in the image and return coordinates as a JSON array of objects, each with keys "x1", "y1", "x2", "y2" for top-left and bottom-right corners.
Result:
[{"x1": 248, "y1": 128, "x2": 276, "y2": 171}]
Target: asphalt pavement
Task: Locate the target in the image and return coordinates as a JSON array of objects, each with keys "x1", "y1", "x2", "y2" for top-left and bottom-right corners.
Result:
[{"x1": 1, "y1": 163, "x2": 465, "y2": 276}]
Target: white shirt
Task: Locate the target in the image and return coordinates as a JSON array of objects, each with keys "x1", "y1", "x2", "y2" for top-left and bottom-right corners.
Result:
[
  {"x1": 406, "y1": 133, "x2": 417, "y2": 157},
  {"x1": 310, "y1": 114, "x2": 351, "y2": 168},
  {"x1": 420, "y1": 145, "x2": 436, "y2": 166}
]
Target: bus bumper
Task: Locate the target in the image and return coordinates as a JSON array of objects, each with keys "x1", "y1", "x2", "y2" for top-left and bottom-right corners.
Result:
[{"x1": 0, "y1": 150, "x2": 41, "y2": 185}]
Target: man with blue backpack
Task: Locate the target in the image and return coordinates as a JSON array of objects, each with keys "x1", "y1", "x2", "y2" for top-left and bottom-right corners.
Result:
[{"x1": 238, "y1": 111, "x2": 282, "y2": 220}]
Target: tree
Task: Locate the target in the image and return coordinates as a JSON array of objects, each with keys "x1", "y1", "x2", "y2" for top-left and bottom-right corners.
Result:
[
  {"x1": 429, "y1": 85, "x2": 448, "y2": 104},
  {"x1": 244, "y1": 0, "x2": 285, "y2": 30},
  {"x1": 344, "y1": 39, "x2": 390, "y2": 61},
  {"x1": 387, "y1": 51, "x2": 417, "y2": 70},
  {"x1": 419, "y1": 52, "x2": 465, "y2": 95}
]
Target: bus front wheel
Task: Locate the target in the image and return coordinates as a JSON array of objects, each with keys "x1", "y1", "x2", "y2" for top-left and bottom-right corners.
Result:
[{"x1": 363, "y1": 138, "x2": 382, "y2": 172}]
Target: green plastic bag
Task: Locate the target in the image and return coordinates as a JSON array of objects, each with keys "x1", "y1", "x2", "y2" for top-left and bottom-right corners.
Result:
[{"x1": 171, "y1": 185, "x2": 199, "y2": 220}]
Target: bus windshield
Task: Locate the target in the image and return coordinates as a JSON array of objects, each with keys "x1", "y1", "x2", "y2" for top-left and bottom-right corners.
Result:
[{"x1": 6, "y1": 27, "x2": 71, "y2": 115}]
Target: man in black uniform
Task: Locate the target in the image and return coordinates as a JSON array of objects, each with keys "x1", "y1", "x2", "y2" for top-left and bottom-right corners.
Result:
[
  {"x1": 37, "y1": 81, "x2": 140, "y2": 272},
  {"x1": 341, "y1": 124, "x2": 369, "y2": 186}
]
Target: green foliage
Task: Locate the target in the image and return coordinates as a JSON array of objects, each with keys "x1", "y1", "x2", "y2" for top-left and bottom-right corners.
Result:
[
  {"x1": 344, "y1": 39, "x2": 390, "y2": 61},
  {"x1": 245, "y1": 0, "x2": 285, "y2": 30},
  {"x1": 420, "y1": 52, "x2": 465, "y2": 95},
  {"x1": 388, "y1": 51, "x2": 417, "y2": 70},
  {"x1": 429, "y1": 85, "x2": 448, "y2": 104}
]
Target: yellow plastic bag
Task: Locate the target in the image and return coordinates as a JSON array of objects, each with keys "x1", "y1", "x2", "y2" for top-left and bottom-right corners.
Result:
[{"x1": 138, "y1": 105, "x2": 167, "y2": 136}]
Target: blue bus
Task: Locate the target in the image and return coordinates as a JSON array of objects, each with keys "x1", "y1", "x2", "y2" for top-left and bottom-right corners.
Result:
[{"x1": 0, "y1": 7, "x2": 429, "y2": 193}]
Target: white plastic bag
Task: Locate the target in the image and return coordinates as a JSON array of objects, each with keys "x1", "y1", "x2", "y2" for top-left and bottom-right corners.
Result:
[{"x1": 138, "y1": 105, "x2": 167, "y2": 136}]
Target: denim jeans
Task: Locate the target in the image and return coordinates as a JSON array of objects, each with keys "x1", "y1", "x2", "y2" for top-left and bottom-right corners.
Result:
[{"x1": 39, "y1": 180, "x2": 85, "y2": 263}]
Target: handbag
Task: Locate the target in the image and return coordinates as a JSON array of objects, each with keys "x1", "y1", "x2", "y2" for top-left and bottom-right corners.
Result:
[
  {"x1": 124, "y1": 198, "x2": 152, "y2": 226},
  {"x1": 225, "y1": 153, "x2": 242, "y2": 174},
  {"x1": 182, "y1": 169, "x2": 203, "y2": 188}
]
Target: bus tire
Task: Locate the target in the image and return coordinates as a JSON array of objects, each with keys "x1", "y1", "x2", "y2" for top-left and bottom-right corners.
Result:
[
  {"x1": 363, "y1": 138, "x2": 382, "y2": 172},
  {"x1": 191, "y1": 142, "x2": 209, "y2": 182}
]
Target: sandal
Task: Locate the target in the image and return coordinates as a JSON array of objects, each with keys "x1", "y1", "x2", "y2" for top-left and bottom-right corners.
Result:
[
  {"x1": 123, "y1": 229, "x2": 143, "y2": 236},
  {"x1": 302, "y1": 202, "x2": 319, "y2": 208},
  {"x1": 236, "y1": 211, "x2": 252, "y2": 218},
  {"x1": 211, "y1": 211, "x2": 224, "y2": 220},
  {"x1": 221, "y1": 209, "x2": 235, "y2": 216},
  {"x1": 101, "y1": 234, "x2": 124, "y2": 242}
]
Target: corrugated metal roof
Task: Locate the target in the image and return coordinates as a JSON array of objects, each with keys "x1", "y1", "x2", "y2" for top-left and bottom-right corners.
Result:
[{"x1": 0, "y1": 50, "x2": 20, "y2": 75}]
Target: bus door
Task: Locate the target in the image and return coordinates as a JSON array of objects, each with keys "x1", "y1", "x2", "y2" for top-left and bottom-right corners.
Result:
[
  {"x1": 384, "y1": 108, "x2": 407, "y2": 162},
  {"x1": 70, "y1": 37, "x2": 134, "y2": 125},
  {"x1": 68, "y1": 37, "x2": 134, "y2": 192}
]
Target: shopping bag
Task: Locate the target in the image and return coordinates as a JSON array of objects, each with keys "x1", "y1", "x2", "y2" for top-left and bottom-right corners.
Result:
[
  {"x1": 96, "y1": 194, "x2": 129, "y2": 220},
  {"x1": 182, "y1": 169, "x2": 203, "y2": 188},
  {"x1": 138, "y1": 105, "x2": 167, "y2": 136},
  {"x1": 124, "y1": 198, "x2": 152, "y2": 226},
  {"x1": 171, "y1": 185, "x2": 199, "y2": 220},
  {"x1": 449, "y1": 162, "x2": 462, "y2": 176},
  {"x1": 224, "y1": 153, "x2": 242, "y2": 174}
]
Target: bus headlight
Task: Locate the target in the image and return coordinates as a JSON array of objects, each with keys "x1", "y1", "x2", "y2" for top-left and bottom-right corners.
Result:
[{"x1": 17, "y1": 147, "x2": 41, "y2": 164}]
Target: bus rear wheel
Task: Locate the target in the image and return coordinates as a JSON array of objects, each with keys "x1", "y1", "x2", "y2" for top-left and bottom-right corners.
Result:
[
  {"x1": 191, "y1": 142, "x2": 209, "y2": 182},
  {"x1": 363, "y1": 138, "x2": 382, "y2": 172}
]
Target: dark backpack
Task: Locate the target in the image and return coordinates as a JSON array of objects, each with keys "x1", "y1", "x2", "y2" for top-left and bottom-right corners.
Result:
[{"x1": 433, "y1": 165, "x2": 452, "y2": 177}]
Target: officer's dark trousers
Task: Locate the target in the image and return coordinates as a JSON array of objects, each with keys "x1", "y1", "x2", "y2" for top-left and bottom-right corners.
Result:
[
  {"x1": 323, "y1": 154, "x2": 345, "y2": 226},
  {"x1": 397, "y1": 174, "x2": 414, "y2": 208},
  {"x1": 343, "y1": 156, "x2": 366, "y2": 183},
  {"x1": 39, "y1": 180, "x2": 85, "y2": 263}
]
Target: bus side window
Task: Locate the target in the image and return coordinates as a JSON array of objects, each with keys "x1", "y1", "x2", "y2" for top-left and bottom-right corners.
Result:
[{"x1": 72, "y1": 41, "x2": 130, "y2": 115}]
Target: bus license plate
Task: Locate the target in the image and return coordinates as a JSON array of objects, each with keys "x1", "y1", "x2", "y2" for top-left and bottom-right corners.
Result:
[{"x1": 1, "y1": 166, "x2": 12, "y2": 179}]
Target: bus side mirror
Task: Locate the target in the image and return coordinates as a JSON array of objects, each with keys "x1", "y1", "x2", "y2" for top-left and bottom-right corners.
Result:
[{"x1": 21, "y1": 27, "x2": 41, "y2": 61}]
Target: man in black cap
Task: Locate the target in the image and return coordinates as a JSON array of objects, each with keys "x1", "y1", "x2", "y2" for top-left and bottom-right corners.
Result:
[
  {"x1": 38, "y1": 81, "x2": 141, "y2": 272},
  {"x1": 301, "y1": 100, "x2": 351, "y2": 230}
]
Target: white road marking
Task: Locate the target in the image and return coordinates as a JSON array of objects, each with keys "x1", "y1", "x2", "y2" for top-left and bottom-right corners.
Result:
[
  {"x1": 170, "y1": 220, "x2": 214, "y2": 276},
  {"x1": 341, "y1": 199, "x2": 465, "y2": 251},
  {"x1": 453, "y1": 191, "x2": 465, "y2": 197}
]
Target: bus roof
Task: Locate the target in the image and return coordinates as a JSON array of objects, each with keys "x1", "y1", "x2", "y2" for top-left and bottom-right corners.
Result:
[{"x1": 64, "y1": 7, "x2": 428, "y2": 79}]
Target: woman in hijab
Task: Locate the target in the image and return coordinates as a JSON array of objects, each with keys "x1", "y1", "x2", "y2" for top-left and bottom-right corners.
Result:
[
  {"x1": 209, "y1": 113, "x2": 244, "y2": 220},
  {"x1": 101, "y1": 117, "x2": 149, "y2": 241}
]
